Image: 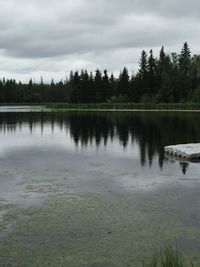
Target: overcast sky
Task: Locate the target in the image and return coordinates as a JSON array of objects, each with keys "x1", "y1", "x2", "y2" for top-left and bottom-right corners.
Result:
[{"x1": 0, "y1": 0, "x2": 200, "y2": 82}]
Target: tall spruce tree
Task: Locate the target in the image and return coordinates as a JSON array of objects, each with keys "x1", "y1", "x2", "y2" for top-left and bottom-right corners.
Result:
[
  {"x1": 69, "y1": 71, "x2": 81, "y2": 103},
  {"x1": 147, "y1": 49, "x2": 156, "y2": 98},
  {"x1": 80, "y1": 70, "x2": 90, "y2": 103},
  {"x1": 102, "y1": 70, "x2": 110, "y2": 101},
  {"x1": 191, "y1": 55, "x2": 200, "y2": 89},
  {"x1": 136, "y1": 50, "x2": 148, "y2": 99},
  {"x1": 109, "y1": 73, "x2": 116, "y2": 97},
  {"x1": 94, "y1": 69, "x2": 103, "y2": 102},
  {"x1": 117, "y1": 67, "x2": 129, "y2": 97},
  {"x1": 157, "y1": 47, "x2": 172, "y2": 101},
  {"x1": 88, "y1": 72, "x2": 95, "y2": 103},
  {"x1": 179, "y1": 42, "x2": 191, "y2": 76},
  {"x1": 157, "y1": 46, "x2": 166, "y2": 83},
  {"x1": 179, "y1": 42, "x2": 192, "y2": 101}
]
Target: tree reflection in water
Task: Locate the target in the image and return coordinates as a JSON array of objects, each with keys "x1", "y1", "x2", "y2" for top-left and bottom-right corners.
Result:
[{"x1": 0, "y1": 111, "x2": 200, "y2": 171}]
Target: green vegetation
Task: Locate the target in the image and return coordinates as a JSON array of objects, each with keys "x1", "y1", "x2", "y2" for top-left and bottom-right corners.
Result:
[
  {"x1": 1, "y1": 43, "x2": 200, "y2": 105},
  {"x1": 143, "y1": 247, "x2": 200, "y2": 267},
  {"x1": 46, "y1": 102, "x2": 200, "y2": 110}
]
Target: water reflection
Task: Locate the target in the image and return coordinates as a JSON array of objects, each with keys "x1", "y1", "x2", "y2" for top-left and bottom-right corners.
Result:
[
  {"x1": 179, "y1": 162, "x2": 189, "y2": 175},
  {"x1": 1, "y1": 111, "x2": 200, "y2": 170}
]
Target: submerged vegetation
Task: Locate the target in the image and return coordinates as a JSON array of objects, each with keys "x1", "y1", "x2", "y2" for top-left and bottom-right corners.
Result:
[
  {"x1": 0, "y1": 42, "x2": 200, "y2": 105},
  {"x1": 1, "y1": 190, "x2": 200, "y2": 266}
]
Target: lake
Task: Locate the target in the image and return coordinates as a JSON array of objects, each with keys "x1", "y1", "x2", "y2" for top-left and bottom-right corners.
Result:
[{"x1": 0, "y1": 108, "x2": 200, "y2": 266}]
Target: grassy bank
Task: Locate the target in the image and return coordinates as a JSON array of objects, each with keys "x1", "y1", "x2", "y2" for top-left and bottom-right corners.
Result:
[{"x1": 46, "y1": 102, "x2": 200, "y2": 110}]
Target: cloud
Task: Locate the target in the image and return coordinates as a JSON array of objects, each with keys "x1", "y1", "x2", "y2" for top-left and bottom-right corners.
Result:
[{"x1": 0, "y1": 0, "x2": 200, "y2": 81}]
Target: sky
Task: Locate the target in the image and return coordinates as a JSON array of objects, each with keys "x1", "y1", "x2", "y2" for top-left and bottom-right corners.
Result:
[{"x1": 0, "y1": 0, "x2": 200, "y2": 83}]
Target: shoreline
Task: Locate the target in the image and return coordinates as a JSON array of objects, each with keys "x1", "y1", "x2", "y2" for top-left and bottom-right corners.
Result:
[
  {"x1": 49, "y1": 108, "x2": 200, "y2": 112},
  {"x1": 1, "y1": 103, "x2": 200, "y2": 112},
  {"x1": 1, "y1": 104, "x2": 200, "y2": 113}
]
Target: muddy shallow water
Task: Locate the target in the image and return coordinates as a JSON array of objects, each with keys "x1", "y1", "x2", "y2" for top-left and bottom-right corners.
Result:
[{"x1": 0, "y1": 110, "x2": 200, "y2": 266}]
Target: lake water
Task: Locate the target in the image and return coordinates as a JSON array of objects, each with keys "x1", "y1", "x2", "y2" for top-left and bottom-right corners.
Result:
[{"x1": 0, "y1": 109, "x2": 200, "y2": 266}]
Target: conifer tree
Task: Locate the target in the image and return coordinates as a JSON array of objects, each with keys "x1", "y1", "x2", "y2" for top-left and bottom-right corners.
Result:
[
  {"x1": 117, "y1": 67, "x2": 129, "y2": 97},
  {"x1": 102, "y1": 70, "x2": 110, "y2": 101},
  {"x1": 69, "y1": 71, "x2": 81, "y2": 103},
  {"x1": 136, "y1": 50, "x2": 148, "y2": 99},
  {"x1": 179, "y1": 42, "x2": 192, "y2": 100},
  {"x1": 138, "y1": 50, "x2": 148, "y2": 80},
  {"x1": 147, "y1": 49, "x2": 156, "y2": 97},
  {"x1": 179, "y1": 42, "x2": 191, "y2": 76},
  {"x1": 109, "y1": 73, "x2": 116, "y2": 97},
  {"x1": 94, "y1": 69, "x2": 103, "y2": 102}
]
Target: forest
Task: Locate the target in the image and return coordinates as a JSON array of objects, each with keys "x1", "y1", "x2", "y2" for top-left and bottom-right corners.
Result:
[{"x1": 1, "y1": 42, "x2": 200, "y2": 104}]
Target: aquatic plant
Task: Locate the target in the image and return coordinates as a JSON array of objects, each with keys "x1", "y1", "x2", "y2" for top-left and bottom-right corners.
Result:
[{"x1": 143, "y1": 247, "x2": 200, "y2": 267}]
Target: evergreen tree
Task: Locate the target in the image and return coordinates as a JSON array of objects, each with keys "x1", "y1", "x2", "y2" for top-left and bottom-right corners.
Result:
[
  {"x1": 117, "y1": 67, "x2": 129, "y2": 97},
  {"x1": 94, "y1": 69, "x2": 103, "y2": 102},
  {"x1": 87, "y1": 72, "x2": 95, "y2": 103},
  {"x1": 147, "y1": 49, "x2": 156, "y2": 97},
  {"x1": 69, "y1": 71, "x2": 81, "y2": 103},
  {"x1": 102, "y1": 70, "x2": 110, "y2": 101},
  {"x1": 179, "y1": 42, "x2": 192, "y2": 101},
  {"x1": 0, "y1": 79, "x2": 5, "y2": 102},
  {"x1": 138, "y1": 50, "x2": 148, "y2": 80},
  {"x1": 191, "y1": 55, "x2": 200, "y2": 89},
  {"x1": 179, "y1": 42, "x2": 191, "y2": 76},
  {"x1": 129, "y1": 73, "x2": 136, "y2": 101},
  {"x1": 79, "y1": 70, "x2": 90, "y2": 103},
  {"x1": 156, "y1": 47, "x2": 172, "y2": 101},
  {"x1": 136, "y1": 50, "x2": 148, "y2": 99},
  {"x1": 29, "y1": 78, "x2": 33, "y2": 87},
  {"x1": 157, "y1": 46, "x2": 166, "y2": 85},
  {"x1": 109, "y1": 73, "x2": 116, "y2": 97}
]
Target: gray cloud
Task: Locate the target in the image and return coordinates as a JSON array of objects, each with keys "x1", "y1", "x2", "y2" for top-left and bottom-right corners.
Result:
[{"x1": 0, "y1": 0, "x2": 200, "y2": 81}]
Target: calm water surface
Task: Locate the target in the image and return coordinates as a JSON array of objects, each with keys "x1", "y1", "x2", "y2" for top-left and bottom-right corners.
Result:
[
  {"x1": 0, "y1": 110, "x2": 199, "y2": 198},
  {"x1": 1, "y1": 109, "x2": 200, "y2": 266}
]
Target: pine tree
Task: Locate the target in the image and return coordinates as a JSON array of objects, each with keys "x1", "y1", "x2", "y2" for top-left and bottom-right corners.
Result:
[
  {"x1": 138, "y1": 50, "x2": 148, "y2": 80},
  {"x1": 94, "y1": 69, "x2": 103, "y2": 102},
  {"x1": 80, "y1": 70, "x2": 90, "y2": 103},
  {"x1": 117, "y1": 67, "x2": 129, "y2": 97},
  {"x1": 129, "y1": 73, "x2": 136, "y2": 101},
  {"x1": 147, "y1": 49, "x2": 156, "y2": 97},
  {"x1": 178, "y1": 42, "x2": 192, "y2": 101},
  {"x1": 0, "y1": 79, "x2": 5, "y2": 102},
  {"x1": 109, "y1": 73, "x2": 116, "y2": 97},
  {"x1": 136, "y1": 50, "x2": 148, "y2": 99},
  {"x1": 28, "y1": 78, "x2": 33, "y2": 87},
  {"x1": 156, "y1": 46, "x2": 172, "y2": 100},
  {"x1": 179, "y1": 42, "x2": 191, "y2": 77},
  {"x1": 157, "y1": 46, "x2": 166, "y2": 81},
  {"x1": 102, "y1": 70, "x2": 110, "y2": 101},
  {"x1": 191, "y1": 55, "x2": 200, "y2": 88},
  {"x1": 88, "y1": 72, "x2": 95, "y2": 103},
  {"x1": 69, "y1": 71, "x2": 81, "y2": 103}
]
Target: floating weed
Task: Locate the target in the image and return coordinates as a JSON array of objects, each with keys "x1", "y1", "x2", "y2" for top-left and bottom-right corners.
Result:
[
  {"x1": 0, "y1": 194, "x2": 200, "y2": 266},
  {"x1": 25, "y1": 184, "x2": 57, "y2": 193}
]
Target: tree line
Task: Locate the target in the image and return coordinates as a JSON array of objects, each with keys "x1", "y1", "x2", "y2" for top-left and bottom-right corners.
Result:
[{"x1": 1, "y1": 42, "x2": 200, "y2": 103}]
